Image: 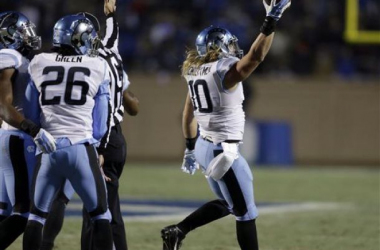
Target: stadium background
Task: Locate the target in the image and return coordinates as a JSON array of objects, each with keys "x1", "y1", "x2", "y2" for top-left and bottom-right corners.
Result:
[{"x1": 1, "y1": 0, "x2": 379, "y2": 249}]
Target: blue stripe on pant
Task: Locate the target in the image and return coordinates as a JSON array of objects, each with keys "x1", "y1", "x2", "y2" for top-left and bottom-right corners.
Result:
[
  {"x1": 0, "y1": 129, "x2": 36, "y2": 216},
  {"x1": 194, "y1": 137, "x2": 258, "y2": 221},
  {"x1": 31, "y1": 143, "x2": 109, "y2": 221}
]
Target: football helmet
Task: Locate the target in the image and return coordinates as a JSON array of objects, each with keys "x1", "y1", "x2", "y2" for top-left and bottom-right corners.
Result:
[
  {"x1": 195, "y1": 26, "x2": 243, "y2": 59},
  {"x1": 0, "y1": 11, "x2": 41, "y2": 50},
  {"x1": 76, "y1": 12, "x2": 100, "y2": 33},
  {"x1": 53, "y1": 14, "x2": 100, "y2": 56}
]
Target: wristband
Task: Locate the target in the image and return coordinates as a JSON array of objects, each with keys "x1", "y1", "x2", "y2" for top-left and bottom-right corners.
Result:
[
  {"x1": 260, "y1": 16, "x2": 277, "y2": 36},
  {"x1": 185, "y1": 137, "x2": 197, "y2": 151},
  {"x1": 20, "y1": 119, "x2": 40, "y2": 138},
  {"x1": 106, "y1": 12, "x2": 115, "y2": 19}
]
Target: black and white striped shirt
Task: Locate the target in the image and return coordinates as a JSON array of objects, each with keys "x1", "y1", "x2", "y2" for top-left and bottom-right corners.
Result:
[
  {"x1": 98, "y1": 14, "x2": 129, "y2": 151},
  {"x1": 99, "y1": 14, "x2": 129, "y2": 126}
]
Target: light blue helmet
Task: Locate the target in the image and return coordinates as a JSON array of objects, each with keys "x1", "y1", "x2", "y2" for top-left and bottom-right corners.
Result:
[
  {"x1": 195, "y1": 26, "x2": 243, "y2": 59},
  {"x1": 53, "y1": 14, "x2": 100, "y2": 56},
  {"x1": 0, "y1": 11, "x2": 41, "y2": 51}
]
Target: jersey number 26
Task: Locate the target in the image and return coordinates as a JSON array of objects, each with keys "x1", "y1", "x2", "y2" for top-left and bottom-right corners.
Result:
[{"x1": 41, "y1": 66, "x2": 90, "y2": 106}]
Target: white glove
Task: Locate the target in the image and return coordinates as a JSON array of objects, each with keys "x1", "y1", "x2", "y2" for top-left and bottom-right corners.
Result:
[
  {"x1": 181, "y1": 149, "x2": 199, "y2": 175},
  {"x1": 263, "y1": 0, "x2": 291, "y2": 21},
  {"x1": 34, "y1": 129, "x2": 57, "y2": 154}
]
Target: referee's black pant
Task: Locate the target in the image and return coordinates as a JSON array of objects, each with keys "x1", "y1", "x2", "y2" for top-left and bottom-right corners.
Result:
[{"x1": 81, "y1": 123, "x2": 128, "y2": 250}]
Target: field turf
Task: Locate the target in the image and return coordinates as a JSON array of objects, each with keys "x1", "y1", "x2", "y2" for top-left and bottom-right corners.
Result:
[{"x1": 10, "y1": 163, "x2": 379, "y2": 250}]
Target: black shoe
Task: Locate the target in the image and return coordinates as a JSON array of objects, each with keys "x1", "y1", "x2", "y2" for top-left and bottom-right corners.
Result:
[{"x1": 161, "y1": 225, "x2": 185, "y2": 250}]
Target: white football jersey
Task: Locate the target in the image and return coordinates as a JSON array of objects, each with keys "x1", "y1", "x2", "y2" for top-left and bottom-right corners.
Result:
[
  {"x1": 29, "y1": 53, "x2": 111, "y2": 144},
  {"x1": 0, "y1": 49, "x2": 31, "y2": 131},
  {"x1": 184, "y1": 56, "x2": 245, "y2": 144}
]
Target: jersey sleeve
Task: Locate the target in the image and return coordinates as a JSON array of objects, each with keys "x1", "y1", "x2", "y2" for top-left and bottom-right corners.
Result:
[
  {"x1": 94, "y1": 63, "x2": 113, "y2": 153},
  {"x1": 92, "y1": 80, "x2": 111, "y2": 141},
  {"x1": 102, "y1": 13, "x2": 119, "y2": 53},
  {"x1": 216, "y1": 57, "x2": 240, "y2": 82},
  {"x1": 0, "y1": 49, "x2": 23, "y2": 70},
  {"x1": 24, "y1": 80, "x2": 41, "y2": 126},
  {"x1": 122, "y1": 70, "x2": 130, "y2": 92}
]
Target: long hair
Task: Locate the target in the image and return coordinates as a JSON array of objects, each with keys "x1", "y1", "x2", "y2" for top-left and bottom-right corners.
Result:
[{"x1": 181, "y1": 47, "x2": 222, "y2": 76}]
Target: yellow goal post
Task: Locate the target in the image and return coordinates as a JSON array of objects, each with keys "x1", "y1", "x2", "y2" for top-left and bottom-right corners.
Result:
[{"x1": 345, "y1": 0, "x2": 380, "y2": 44}]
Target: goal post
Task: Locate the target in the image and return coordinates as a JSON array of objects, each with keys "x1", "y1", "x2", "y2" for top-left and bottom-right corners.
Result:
[{"x1": 344, "y1": 0, "x2": 380, "y2": 44}]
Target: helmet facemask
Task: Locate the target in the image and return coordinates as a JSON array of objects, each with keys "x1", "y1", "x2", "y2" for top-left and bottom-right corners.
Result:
[
  {"x1": 70, "y1": 19, "x2": 99, "y2": 56},
  {"x1": 227, "y1": 36, "x2": 243, "y2": 59},
  {"x1": 18, "y1": 22, "x2": 41, "y2": 50},
  {"x1": 0, "y1": 12, "x2": 41, "y2": 50}
]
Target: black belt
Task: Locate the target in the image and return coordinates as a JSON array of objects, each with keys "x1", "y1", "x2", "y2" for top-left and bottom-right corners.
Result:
[{"x1": 202, "y1": 137, "x2": 240, "y2": 144}]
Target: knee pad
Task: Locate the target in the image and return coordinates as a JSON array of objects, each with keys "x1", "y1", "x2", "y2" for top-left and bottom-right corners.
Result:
[
  {"x1": 92, "y1": 209, "x2": 111, "y2": 222},
  {"x1": 28, "y1": 213, "x2": 47, "y2": 225},
  {"x1": 30, "y1": 206, "x2": 49, "y2": 224},
  {"x1": 206, "y1": 142, "x2": 239, "y2": 180},
  {"x1": 11, "y1": 211, "x2": 30, "y2": 219},
  {"x1": 235, "y1": 203, "x2": 258, "y2": 221}
]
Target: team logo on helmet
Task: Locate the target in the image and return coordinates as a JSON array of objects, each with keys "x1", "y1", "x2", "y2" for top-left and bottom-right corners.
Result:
[
  {"x1": 0, "y1": 11, "x2": 41, "y2": 51},
  {"x1": 196, "y1": 26, "x2": 243, "y2": 59}
]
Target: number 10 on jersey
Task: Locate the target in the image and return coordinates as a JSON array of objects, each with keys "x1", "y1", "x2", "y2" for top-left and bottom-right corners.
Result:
[{"x1": 188, "y1": 79, "x2": 213, "y2": 113}]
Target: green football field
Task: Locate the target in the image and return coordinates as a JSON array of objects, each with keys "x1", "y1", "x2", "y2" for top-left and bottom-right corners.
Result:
[{"x1": 9, "y1": 163, "x2": 380, "y2": 250}]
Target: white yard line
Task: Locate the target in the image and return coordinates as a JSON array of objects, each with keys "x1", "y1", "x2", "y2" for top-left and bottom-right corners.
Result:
[{"x1": 66, "y1": 201, "x2": 344, "y2": 222}]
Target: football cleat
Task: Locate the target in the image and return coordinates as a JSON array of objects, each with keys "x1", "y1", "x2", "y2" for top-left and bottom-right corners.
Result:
[{"x1": 161, "y1": 225, "x2": 185, "y2": 250}]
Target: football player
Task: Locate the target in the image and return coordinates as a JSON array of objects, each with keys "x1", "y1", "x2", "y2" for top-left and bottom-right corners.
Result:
[
  {"x1": 161, "y1": 0, "x2": 291, "y2": 250},
  {"x1": 40, "y1": 1, "x2": 139, "y2": 250},
  {"x1": 0, "y1": 11, "x2": 56, "y2": 249},
  {"x1": 22, "y1": 14, "x2": 114, "y2": 250}
]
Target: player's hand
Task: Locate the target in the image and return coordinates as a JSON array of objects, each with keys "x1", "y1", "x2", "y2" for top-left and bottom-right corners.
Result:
[
  {"x1": 104, "y1": 0, "x2": 116, "y2": 15},
  {"x1": 181, "y1": 149, "x2": 199, "y2": 175},
  {"x1": 34, "y1": 129, "x2": 56, "y2": 154},
  {"x1": 98, "y1": 154, "x2": 105, "y2": 167},
  {"x1": 263, "y1": 0, "x2": 291, "y2": 21},
  {"x1": 100, "y1": 167, "x2": 112, "y2": 182},
  {"x1": 98, "y1": 154, "x2": 112, "y2": 182}
]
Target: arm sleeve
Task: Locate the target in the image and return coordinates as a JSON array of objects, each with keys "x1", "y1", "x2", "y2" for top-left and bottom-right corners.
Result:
[
  {"x1": 122, "y1": 70, "x2": 130, "y2": 92},
  {"x1": 102, "y1": 13, "x2": 119, "y2": 53},
  {"x1": 24, "y1": 80, "x2": 41, "y2": 126}
]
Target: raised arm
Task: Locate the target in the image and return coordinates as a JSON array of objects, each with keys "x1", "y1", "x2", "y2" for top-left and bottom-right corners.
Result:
[
  {"x1": 224, "y1": 0, "x2": 291, "y2": 89},
  {"x1": 102, "y1": 0, "x2": 119, "y2": 51}
]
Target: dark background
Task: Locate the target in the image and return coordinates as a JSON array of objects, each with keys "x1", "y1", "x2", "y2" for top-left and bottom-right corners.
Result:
[{"x1": 1, "y1": 0, "x2": 379, "y2": 78}]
